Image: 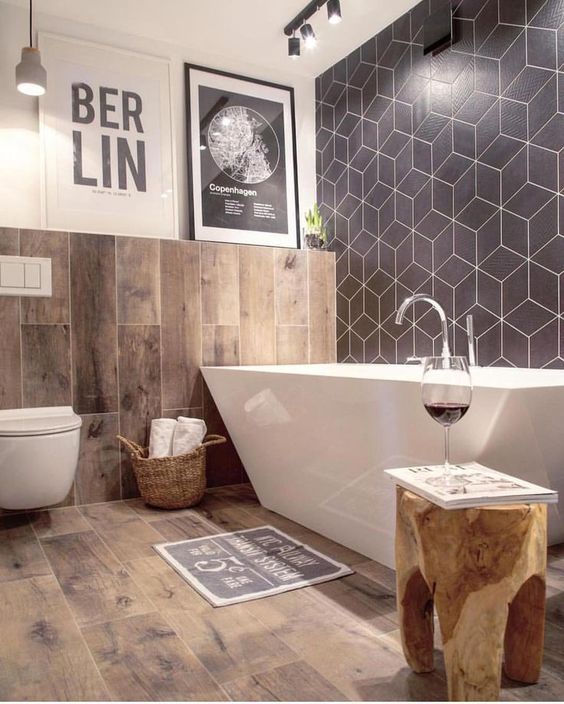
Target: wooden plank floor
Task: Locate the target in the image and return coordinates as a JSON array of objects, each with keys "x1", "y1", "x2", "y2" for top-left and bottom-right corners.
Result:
[{"x1": 0, "y1": 484, "x2": 562, "y2": 701}]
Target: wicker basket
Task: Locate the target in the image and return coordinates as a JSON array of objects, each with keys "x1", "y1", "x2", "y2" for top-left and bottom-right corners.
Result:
[{"x1": 117, "y1": 434, "x2": 226, "y2": 509}]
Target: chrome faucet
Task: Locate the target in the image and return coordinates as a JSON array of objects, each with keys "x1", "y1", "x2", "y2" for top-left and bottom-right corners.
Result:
[{"x1": 395, "y1": 294, "x2": 452, "y2": 361}]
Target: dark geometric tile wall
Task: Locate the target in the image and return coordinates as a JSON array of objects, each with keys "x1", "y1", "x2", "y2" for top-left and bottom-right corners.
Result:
[{"x1": 316, "y1": 0, "x2": 564, "y2": 367}]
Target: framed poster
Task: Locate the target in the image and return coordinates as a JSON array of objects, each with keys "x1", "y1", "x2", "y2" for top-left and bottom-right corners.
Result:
[
  {"x1": 39, "y1": 33, "x2": 177, "y2": 238},
  {"x1": 186, "y1": 63, "x2": 300, "y2": 248}
]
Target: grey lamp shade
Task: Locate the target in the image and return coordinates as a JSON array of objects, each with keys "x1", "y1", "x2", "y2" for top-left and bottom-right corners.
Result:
[{"x1": 16, "y1": 47, "x2": 47, "y2": 96}]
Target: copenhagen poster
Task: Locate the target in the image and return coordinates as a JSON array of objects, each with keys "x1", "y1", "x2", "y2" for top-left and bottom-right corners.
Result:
[{"x1": 186, "y1": 64, "x2": 300, "y2": 248}]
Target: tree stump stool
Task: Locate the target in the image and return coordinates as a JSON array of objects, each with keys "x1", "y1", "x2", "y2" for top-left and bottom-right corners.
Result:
[{"x1": 395, "y1": 487, "x2": 547, "y2": 701}]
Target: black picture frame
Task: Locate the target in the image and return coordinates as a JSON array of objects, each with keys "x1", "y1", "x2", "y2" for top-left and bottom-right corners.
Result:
[{"x1": 185, "y1": 63, "x2": 301, "y2": 249}]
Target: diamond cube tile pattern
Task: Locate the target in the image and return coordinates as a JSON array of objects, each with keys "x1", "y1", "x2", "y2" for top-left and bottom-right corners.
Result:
[{"x1": 317, "y1": 0, "x2": 563, "y2": 367}]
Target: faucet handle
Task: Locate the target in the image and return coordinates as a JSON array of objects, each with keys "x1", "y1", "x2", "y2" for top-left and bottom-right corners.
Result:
[{"x1": 466, "y1": 314, "x2": 476, "y2": 366}]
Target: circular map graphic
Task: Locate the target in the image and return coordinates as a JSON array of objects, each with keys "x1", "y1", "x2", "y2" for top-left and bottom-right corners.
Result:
[{"x1": 208, "y1": 106, "x2": 280, "y2": 184}]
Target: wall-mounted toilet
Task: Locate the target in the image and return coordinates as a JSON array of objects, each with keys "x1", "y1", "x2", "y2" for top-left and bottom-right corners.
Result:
[{"x1": 0, "y1": 407, "x2": 82, "y2": 510}]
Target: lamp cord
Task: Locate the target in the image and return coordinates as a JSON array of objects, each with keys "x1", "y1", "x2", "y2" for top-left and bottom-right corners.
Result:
[{"x1": 29, "y1": 0, "x2": 33, "y2": 47}]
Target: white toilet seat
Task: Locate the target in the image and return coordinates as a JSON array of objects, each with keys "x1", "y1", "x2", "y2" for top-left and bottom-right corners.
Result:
[{"x1": 0, "y1": 407, "x2": 82, "y2": 436}]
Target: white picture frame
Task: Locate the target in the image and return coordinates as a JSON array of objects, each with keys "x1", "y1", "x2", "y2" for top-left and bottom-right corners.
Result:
[{"x1": 38, "y1": 33, "x2": 178, "y2": 238}]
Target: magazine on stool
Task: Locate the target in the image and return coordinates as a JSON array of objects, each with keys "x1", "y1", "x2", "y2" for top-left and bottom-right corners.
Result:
[{"x1": 385, "y1": 462, "x2": 558, "y2": 509}]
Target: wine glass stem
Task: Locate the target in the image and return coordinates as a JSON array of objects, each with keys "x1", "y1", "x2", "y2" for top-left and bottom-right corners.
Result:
[{"x1": 444, "y1": 426, "x2": 451, "y2": 475}]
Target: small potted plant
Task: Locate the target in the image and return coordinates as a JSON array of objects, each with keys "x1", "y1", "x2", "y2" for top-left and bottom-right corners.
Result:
[{"x1": 304, "y1": 203, "x2": 328, "y2": 250}]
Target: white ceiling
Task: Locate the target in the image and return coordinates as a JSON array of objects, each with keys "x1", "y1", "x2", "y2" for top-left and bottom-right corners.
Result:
[{"x1": 6, "y1": 0, "x2": 420, "y2": 77}]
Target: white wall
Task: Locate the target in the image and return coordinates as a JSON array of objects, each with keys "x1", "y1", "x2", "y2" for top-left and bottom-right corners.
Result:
[{"x1": 0, "y1": 1, "x2": 316, "y2": 238}]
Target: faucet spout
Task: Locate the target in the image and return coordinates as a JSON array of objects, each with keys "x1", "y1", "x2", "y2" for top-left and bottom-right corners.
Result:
[{"x1": 395, "y1": 294, "x2": 452, "y2": 359}]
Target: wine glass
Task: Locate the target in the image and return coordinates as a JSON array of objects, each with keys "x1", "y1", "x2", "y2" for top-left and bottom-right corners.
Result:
[{"x1": 421, "y1": 356, "x2": 472, "y2": 487}]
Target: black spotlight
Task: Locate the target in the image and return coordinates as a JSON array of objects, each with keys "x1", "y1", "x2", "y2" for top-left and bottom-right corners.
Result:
[
  {"x1": 327, "y1": 0, "x2": 342, "y2": 24},
  {"x1": 300, "y1": 23, "x2": 317, "y2": 49},
  {"x1": 288, "y1": 36, "x2": 301, "y2": 59}
]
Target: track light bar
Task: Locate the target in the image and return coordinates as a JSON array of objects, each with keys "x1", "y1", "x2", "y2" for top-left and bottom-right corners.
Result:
[{"x1": 283, "y1": 0, "x2": 343, "y2": 38}]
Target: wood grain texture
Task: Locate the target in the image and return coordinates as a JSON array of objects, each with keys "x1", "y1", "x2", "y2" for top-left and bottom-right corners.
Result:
[
  {"x1": 150, "y1": 512, "x2": 221, "y2": 542},
  {"x1": 41, "y1": 530, "x2": 153, "y2": 627},
  {"x1": 118, "y1": 325, "x2": 161, "y2": 498},
  {"x1": 126, "y1": 555, "x2": 211, "y2": 613},
  {"x1": 161, "y1": 407, "x2": 203, "y2": 420},
  {"x1": 0, "y1": 576, "x2": 109, "y2": 701},
  {"x1": 70, "y1": 233, "x2": 118, "y2": 414},
  {"x1": 308, "y1": 250, "x2": 337, "y2": 363},
  {"x1": 0, "y1": 515, "x2": 50, "y2": 583},
  {"x1": 29, "y1": 507, "x2": 91, "y2": 538},
  {"x1": 75, "y1": 413, "x2": 121, "y2": 505},
  {"x1": 21, "y1": 324, "x2": 71, "y2": 407},
  {"x1": 0, "y1": 228, "x2": 21, "y2": 409},
  {"x1": 80, "y1": 501, "x2": 165, "y2": 562},
  {"x1": 82, "y1": 612, "x2": 226, "y2": 701},
  {"x1": 20, "y1": 229, "x2": 70, "y2": 324},
  {"x1": 116, "y1": 236, "x2": 160, "y2": 324},
  {"x1": 396, "y1": 488, "x2": 548, "y2": 701},
  {"x1": 221, "y1": 660, "x2": 346, "y2": 702},
  {"x1": 275, "y1": 248, "x2": 308, "y2": 325},
  {"x1": 168, "y1": 605, "x2": 297, "y2": 684},
  {"x1": 160, "y1": 240, "x2": 202, "y2": 409},
  {"x1": 0, "y1": 228, "x2": 19, "y2": 255},
  {"x1": 276, "y1": 325, "x2": 309, "y2": 364},
  {"x1": 239, "y1": 246, "x2": 276, "y2": 364},
  {"x1": 202, "y1": 324, "x2": 240, "y2": 366},
  {"x1": 248, "y1": 587, "x2": 446, "y2": 702},
  {"x1": 201, "y1": 242, "x2": 239, "y2": 325}
]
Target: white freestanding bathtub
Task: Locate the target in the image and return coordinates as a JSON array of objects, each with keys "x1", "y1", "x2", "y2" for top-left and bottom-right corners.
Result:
[{"x1": 202, "y1": 364, "x2": 564, "y2": 568}]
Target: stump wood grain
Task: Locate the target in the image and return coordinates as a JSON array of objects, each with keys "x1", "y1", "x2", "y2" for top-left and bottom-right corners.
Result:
[{"x1": 395, "y1": 487, "x2": 547, "y2": 701}]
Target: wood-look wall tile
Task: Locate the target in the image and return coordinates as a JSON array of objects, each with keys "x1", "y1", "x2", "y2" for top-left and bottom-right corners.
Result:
[
  {"x1": 202, "y1": 325, "x2": 240, "y2": 366},
  {"x1": 239, "y1": 246, "x2": 275, "y2": 365},
  {"x1": 21, "y1": 325, "x2": 71, "y2": 407},
  {"x1": 116, "y1": 237, "x2": 160, "y2": 325},
  {"x1": 276, "y1": 326, "x2": 309, "y2": 364},
  {"x1": 70, "y1": 233, "x2": 118, "y2": 414},
  {"x1": 0, "y1": 229, "x2": 21, "y2": 410},
  {"x1": 76, "y1": 414, "x2": 121, "y2": 505},
  {"x1": 308, "y1": 251, "x2": 337, "y2": 363},
  {"x1": 162, "y1": 407, "x2": 203, "y2": 420},
  {"x1": 275, "y1": 249, "x2": 308, "y2": 325},
  {"x1": 203, "y1": 383, "x2": 245, "y2": 487},
  {"x1": 160, "y1": 241, "x2": 202, "y2": 409},
  {"x1": 0, "y1": 228, "x2": 19, "y2": 254},
  {"x1": 201, "y1": 242, "x2": 239, "y2": 325},
  {"x1": 20, "y1": 230, "x2": 69, "y2": 324},
  {"x1": 118, "y1": 325, "x2": 161, "y2": 498}
]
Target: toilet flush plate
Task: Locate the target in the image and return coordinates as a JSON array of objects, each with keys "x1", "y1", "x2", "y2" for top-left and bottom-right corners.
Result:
[{"x1": 0, "y1": 256, "x2": 52, "y2": 297}]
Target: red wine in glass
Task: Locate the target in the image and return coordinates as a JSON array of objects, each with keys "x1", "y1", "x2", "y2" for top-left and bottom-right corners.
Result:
[
  {"x1": 421, "y1": 356, "x2": 472, "y2": 487},
  {"x1": 424, "y1": 402, "x2": 470, "y2": 426}
]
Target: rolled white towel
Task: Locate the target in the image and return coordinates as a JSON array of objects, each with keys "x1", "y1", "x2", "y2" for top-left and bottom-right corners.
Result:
[
  {"x1": 148, "y1": 418, "x2": 177, "y2": 458},
  {"x1": 172, "y1": 417, "x2": 207, "y2": 456}
]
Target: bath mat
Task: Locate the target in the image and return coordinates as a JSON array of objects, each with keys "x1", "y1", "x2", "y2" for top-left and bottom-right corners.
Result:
[{"x1": 154, "y1": 525, "x2": 354, "y2": 607}]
